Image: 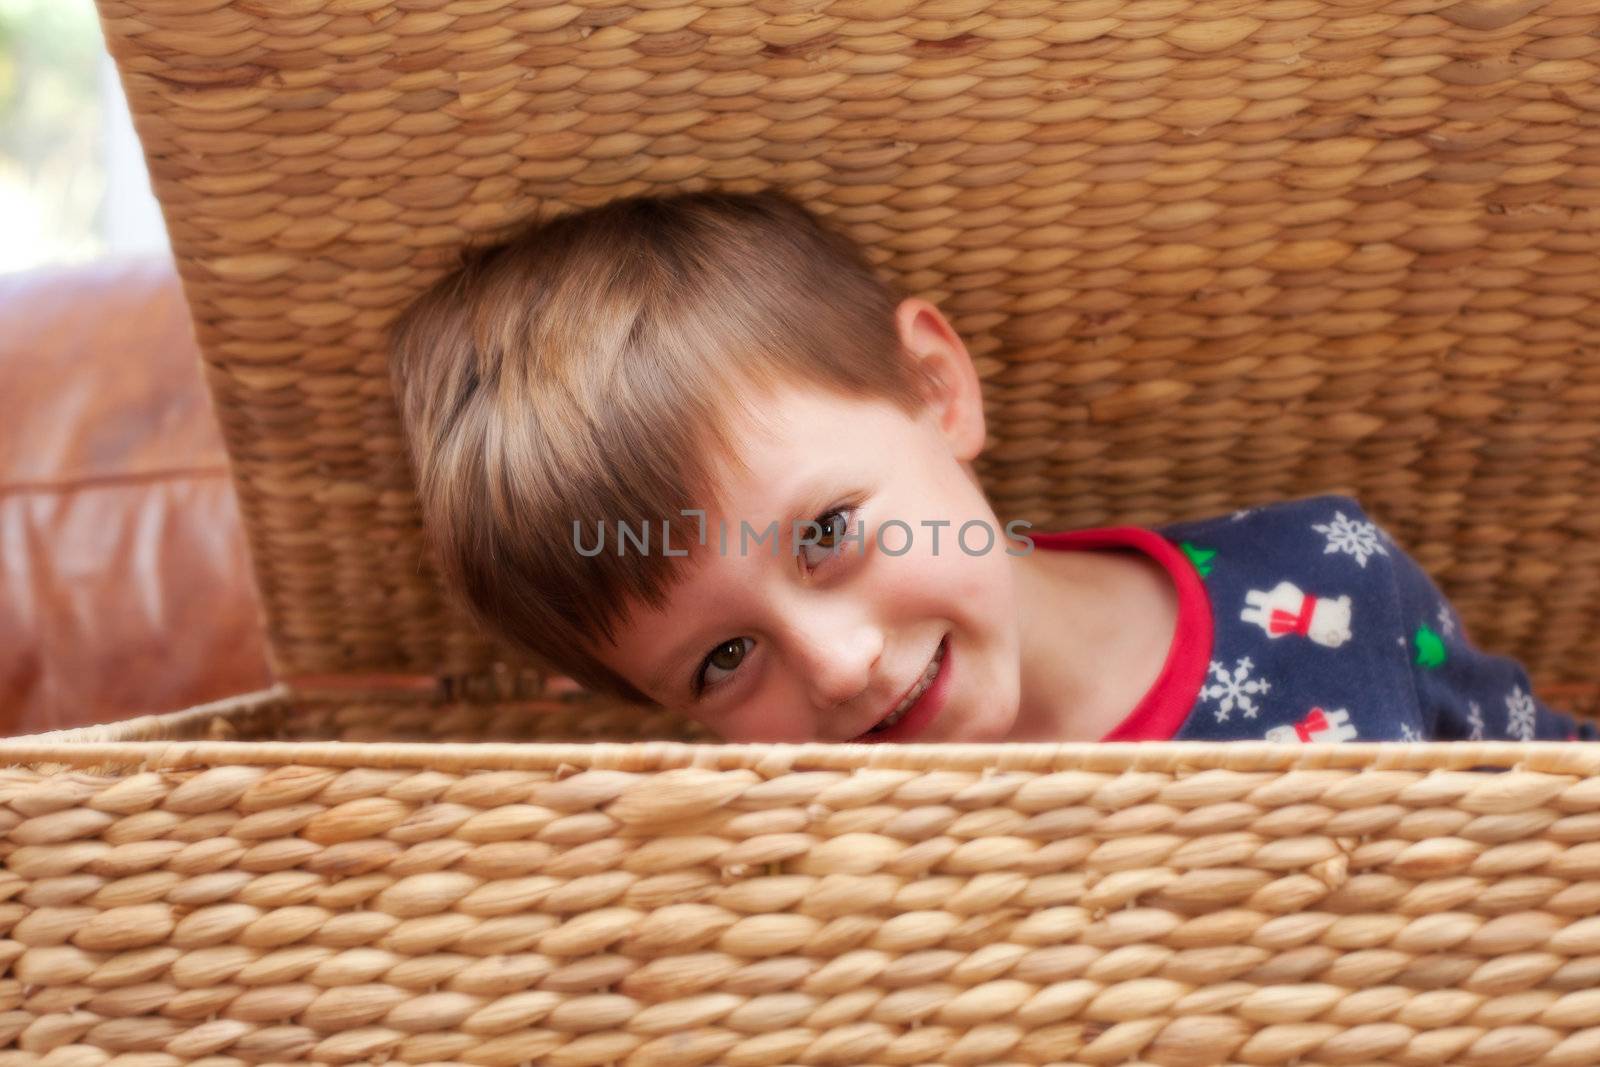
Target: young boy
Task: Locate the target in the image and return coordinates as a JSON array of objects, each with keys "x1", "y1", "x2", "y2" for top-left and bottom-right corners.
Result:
[{"x1": 388, "y1": 189, "x2": 1591, "y2": 745}]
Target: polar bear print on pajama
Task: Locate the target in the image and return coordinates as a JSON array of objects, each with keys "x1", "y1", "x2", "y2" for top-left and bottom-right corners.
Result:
[
  {"x1": 1240, "y1": 580, "x2": 1353, "y2": 649},
  {"x1": 1266, "y1": 706, "x2": 1359, "y2": 744}
]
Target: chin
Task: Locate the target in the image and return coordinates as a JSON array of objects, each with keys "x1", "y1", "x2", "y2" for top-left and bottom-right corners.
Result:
[
  {"x1": 976, "y1": 710, "x2": 1021, "y2": 743},
  {"x1": 990, "y1": 690, "x2": 1026, "y2": 741},
  {"x1": 951, "y1": 693, "x2": 1020, "y2": 743}
]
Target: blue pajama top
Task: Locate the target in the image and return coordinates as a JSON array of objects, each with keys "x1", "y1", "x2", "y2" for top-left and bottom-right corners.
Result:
[{"x1": 1033, "y1": 494, "x2": 1592, "y2": 743}]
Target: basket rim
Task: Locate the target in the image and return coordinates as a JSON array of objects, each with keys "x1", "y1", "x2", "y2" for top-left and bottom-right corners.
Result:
[
  {"x1": 17, "y1": 683, "x2": 1598, "y2": 773},
  {"x1": 3, "y1": 735, "x2": 1599, "y2": 775}
]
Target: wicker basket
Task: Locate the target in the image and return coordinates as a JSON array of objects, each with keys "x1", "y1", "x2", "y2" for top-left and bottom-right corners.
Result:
[{"x1": 5, "y1": 0, "x2": 1600, "y2": 1063}]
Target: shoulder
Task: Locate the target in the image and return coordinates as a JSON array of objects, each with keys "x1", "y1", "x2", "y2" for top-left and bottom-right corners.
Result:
[
  {"x1": 1159, "y1": 494, "x2": 1393, "y2": 562},
  {"x1": 1166, "y1": 494, "x2": 1430, "y2": 742},
  {"x1": 1163, "y1": 493, "x2": 1420, "y2": 669},
  {"x1": 1223, "y1": 493, "x2": 1380, "y2": 531}
]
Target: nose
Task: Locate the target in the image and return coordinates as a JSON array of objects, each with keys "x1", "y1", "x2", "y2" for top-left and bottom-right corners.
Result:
[{"x1": 783, "y1": 604, "x2": 884, "y2": 711}]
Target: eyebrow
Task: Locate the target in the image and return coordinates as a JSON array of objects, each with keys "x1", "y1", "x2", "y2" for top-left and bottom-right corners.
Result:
[{"x1": 641, "y1": 483, "x2": 850, "y2": 696}]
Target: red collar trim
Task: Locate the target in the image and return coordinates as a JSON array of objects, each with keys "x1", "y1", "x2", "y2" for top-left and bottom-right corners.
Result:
[{"x1": 1030, "y1": 526, "x2": 1214, "y2": 741}]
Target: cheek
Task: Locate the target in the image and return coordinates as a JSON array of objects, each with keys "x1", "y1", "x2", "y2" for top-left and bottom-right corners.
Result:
[
  {"x1": 686, "y1": 675, "x2": 818, "y2": 744},
  {"x1": 879, "y1": 527, "x2": 1016, "y2": 626},
  {"x1": 952, "y1": 545, "x2": 1018, "y2": 631},
  {"x1": 873, "y1": 478, "x2": 1016, "y2": 620},
  {"x1": 711, "y1": 707, "x2": 817, "y2": 744}
]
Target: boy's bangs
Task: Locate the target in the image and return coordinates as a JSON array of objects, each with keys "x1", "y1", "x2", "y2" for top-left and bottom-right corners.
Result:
[{"x1": 472, "y1": 326, "x2": 777, "y2": 677}]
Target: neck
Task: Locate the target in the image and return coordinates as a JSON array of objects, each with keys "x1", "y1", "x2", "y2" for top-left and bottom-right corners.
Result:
[
  {"x1": 1007, "y1": 544, "x2": 1105, "y2": 741},
  {"x1": 1006, "y1": 538, "x2": 1176, "y2": 742}
]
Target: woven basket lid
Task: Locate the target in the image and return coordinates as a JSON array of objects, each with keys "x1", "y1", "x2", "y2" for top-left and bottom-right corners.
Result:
[{"x1": 96, "y1": 0, "x2": 1600, "y2": 690}]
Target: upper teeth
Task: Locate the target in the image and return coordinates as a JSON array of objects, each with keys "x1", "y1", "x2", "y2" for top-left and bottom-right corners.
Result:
[{"x1": 874, "y1": 643, "x2": 944, "y2": 732}]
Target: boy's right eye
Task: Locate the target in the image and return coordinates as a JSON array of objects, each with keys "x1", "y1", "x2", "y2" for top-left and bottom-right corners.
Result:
[{"x1": 695, "y1": 637, "x2": 752, "y2": 696}]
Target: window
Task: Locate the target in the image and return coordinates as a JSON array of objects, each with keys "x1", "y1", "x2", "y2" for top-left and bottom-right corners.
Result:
[{"x1": 0, "y1": 0, "x2": 168, "y2": 275}]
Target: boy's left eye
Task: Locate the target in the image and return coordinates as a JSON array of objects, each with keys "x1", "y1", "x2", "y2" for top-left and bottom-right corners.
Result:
[
  {"x1": 695, "y1": 636, "x2": 752, "y2": 696},
  {"x1": 800, "y1": 506, "x2": 855, "y2": 570}
]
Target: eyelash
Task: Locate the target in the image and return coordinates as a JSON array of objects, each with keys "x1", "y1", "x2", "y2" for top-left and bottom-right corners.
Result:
[
  {"x1": 692, "y1": 503, "x2": 858, "y2": 698},
  {"x1": 800, "y1": 505, "x2": 856, "y2": 573}
]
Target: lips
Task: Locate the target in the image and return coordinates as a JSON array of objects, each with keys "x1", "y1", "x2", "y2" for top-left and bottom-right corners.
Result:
[{"x1": 853, "y1": 636, "x2": 951, "y2": 742}]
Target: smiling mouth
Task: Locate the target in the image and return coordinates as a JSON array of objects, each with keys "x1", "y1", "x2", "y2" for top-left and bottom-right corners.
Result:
[{"x1": 867, "y1": 640, "x2": 948, "y2": 734}]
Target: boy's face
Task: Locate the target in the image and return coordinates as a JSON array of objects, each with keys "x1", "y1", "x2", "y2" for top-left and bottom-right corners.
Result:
[{"x1": 592, "y1": 300, "x2": 1026, "y2": 743}]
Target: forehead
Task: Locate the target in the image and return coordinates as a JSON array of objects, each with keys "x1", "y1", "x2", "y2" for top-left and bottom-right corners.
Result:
[
  {"x1": 715, "y1": 382, "x2": 912, "y2": 479},
  {"x1": 698, "y1": 383, "x2": 919, "y2": 533}
]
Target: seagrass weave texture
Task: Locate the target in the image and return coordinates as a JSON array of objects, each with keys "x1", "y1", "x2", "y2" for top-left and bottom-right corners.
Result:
[
  {"x1": 92, "y1": 0, "x2": 1600, "y2": 693},
  {"x1": 7, "y1": 732, "x2": 1600, "y2": 1066}
]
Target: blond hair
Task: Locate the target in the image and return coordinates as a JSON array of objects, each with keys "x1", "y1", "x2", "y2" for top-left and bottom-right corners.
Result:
[{"x1": 388, "y1": 188, "x2": 931, "y2": 700}]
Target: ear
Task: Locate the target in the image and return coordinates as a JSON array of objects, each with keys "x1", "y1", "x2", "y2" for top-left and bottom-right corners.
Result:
[{"x1": 894, "y1": 297, "x2": 987, "y2": 462}]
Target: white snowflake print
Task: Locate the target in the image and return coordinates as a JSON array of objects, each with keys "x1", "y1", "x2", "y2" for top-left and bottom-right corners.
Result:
[
  {"x1": 1506, "y1": 686, "x2": 1536, "y2": 741},
  {"x1": 1230, "y1": 508, "x2": 1254, "y2": 523},
  {"x1": 1467, "y1": 701, "x2": 1485, "y2": 741},
  {"x1": 1436, "y1": 603, "x2": 1456, "y2": 639},
  {"x1": 1202, "y1": 656, "x2": 1272, "y2": 723},
  {"x1": 1312, "y1": 511, "x2": 1391, "y2": 569},
  {"x1": 1399, "y1": 724, "x2": 1423, "y2": 742}
]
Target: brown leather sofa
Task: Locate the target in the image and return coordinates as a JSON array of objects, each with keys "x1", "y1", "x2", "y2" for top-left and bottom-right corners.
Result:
[{"x1": 0, "y1": 256, "x2": 273, "y2": 735}]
